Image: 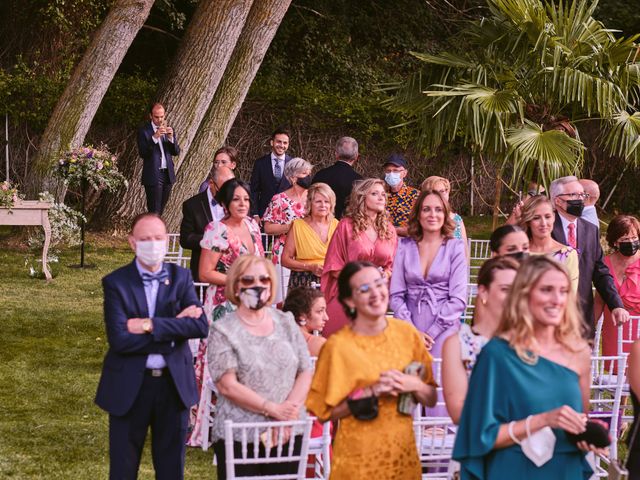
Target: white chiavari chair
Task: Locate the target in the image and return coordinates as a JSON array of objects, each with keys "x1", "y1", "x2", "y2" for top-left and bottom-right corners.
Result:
[
  {"x1": 462, "y1": 283, "x2": 477, "y2": 323},
  {"x1": 413, "y1": 416, "x2": 457, "y2": 479},
  {"x1": 593, "y1": 314, "x2": 604, "y2": 355},
  {"x1": 467, "y1": 238, "x2": 491, "y2": 283},
  {"x1": 165, "y1": 233, "x2": 190, "y2": 267},
  {"x1": 617, "y1": 316, "x2": 640, "y2": 356},
  {"x1": 589, "y1": 354, "x2": 628, "y2": 476},
  {"x1": 223, "y1": 418, "x2": 313, "y2": 480}
]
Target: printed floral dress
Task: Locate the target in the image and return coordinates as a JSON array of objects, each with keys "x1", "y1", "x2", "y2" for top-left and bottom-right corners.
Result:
[
  {"x1": 262, "y1": 192, "x2": 306, "y2": 264},
  {"x1": 187, "y1": 217, "x2": 264, "y2": 447}
]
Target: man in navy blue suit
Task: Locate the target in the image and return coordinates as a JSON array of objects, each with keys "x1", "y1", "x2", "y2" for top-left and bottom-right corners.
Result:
[
  {"x1": 137, "y1": 103, "x2": 181, "y2": 215},
  {"x1": 249, "y1": 127, "x2": 292, "y2": 218},
  {"x1": 95, "y1": 213, "x2": 208, "y2": 479}
]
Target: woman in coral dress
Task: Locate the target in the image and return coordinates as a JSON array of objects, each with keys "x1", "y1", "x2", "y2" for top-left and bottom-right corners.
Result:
[
  {"x1": 321, "y1": 179, "x2": 397, "y2": 337},
  {"x1": 596, "y1": 214, "x2": 640, "y2": 357}
]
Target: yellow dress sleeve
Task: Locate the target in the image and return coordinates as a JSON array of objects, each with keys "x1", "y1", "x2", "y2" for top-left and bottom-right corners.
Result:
[
  {"x1": 305, "y1": 336, "x2": 354, "y2": 422},
  {"x1": 566, "y1": 248, "x2": 580, "y2": 293}
]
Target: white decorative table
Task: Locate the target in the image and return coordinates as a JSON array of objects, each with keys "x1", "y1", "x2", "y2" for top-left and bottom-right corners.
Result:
[{"x1": 0, "y1": 200, "x2": 53, "y2": 281}]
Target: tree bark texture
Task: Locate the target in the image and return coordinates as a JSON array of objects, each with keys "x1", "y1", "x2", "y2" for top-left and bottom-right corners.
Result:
[
  {"x1": 162, "y1": 0, "x2": 293, "y2": 231},
  {"x1": 32, "y1": 0, "x2": 155, "y2": 193},
  {"x1": 114, "y1": 0, "x2": 254, "y2": 223}
]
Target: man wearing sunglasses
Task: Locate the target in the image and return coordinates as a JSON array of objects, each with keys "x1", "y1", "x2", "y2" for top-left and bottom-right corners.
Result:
[
  {"x1": 550, "y1": 175, "x2": 628, "y2": 334},
  {"x1": 180, "y1": 166, "x2": 235, "y2": 282},
  {"x1": 96, "y1": 213, "x2": 208, "y2": 479}
]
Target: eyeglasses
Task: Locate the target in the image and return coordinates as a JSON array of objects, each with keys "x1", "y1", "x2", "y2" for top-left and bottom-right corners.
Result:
[
  {"x1": 239, "y1": 275, "x2": 271, "y2": 287},
  {"x1": 354, "y1": 277, "x2": 387, "y2": 295},
  {"x1": 557, "y1": 192, "x2": 590, "y2": 200}
]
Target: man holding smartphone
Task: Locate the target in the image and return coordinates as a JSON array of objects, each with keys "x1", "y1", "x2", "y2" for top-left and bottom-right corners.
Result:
[{"x1": 137, "y1": 103, "x2": 181, "y2": 215}]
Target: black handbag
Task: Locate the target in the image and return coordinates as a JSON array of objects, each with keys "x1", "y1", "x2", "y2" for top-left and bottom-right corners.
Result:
[{"x1": 347, "y1": 395, "x2": 379, "y2": 421}]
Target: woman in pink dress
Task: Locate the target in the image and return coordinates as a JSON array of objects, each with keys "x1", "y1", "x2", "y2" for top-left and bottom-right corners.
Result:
[
  {"x1": 263, "y1": 158, "x2": 313, "y2": 301},
  {"x1": 321, "y1": 178, "x2": 398, "y2": 337},
  {"x1": 188, "y1": 178, "x2": 264, "y2": 447},
  {"x1": 596, "y1": 214, "x2": 640, "y2": 357}
]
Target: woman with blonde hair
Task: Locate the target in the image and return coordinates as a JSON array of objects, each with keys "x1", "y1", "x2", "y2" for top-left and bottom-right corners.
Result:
[
  {"x1": 282, "y1": 182, "x2": 339, "y2": 288},
  {"x1": 519, "y1": 195, "x2": 579, "y2": 292},
  {"x1": 453, "y1": 256, "x2": 602, "y2": 479},
  {"x1": 208, "y1": 255, "x2": 312, "y2": 479},
  {"x1": 421, "y1": 175, "x2": 468, "y2": 244},
  {"x1": 321, "y1": 178, "x2": 398, "y2": 336}
]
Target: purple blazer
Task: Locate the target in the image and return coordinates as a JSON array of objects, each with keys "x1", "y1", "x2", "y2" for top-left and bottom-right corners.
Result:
[{"x1": 389, "y1": 237, "x2": 468, "y2": 356}]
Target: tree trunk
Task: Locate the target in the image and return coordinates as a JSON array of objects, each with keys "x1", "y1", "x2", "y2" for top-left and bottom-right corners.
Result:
[
  {"x1": 114, "y1": 0, "x2": 255, "y2": 223},
  {"x1": 162, "y1": 0, "x2": 292, "y2": 231},
  {"x1": 32, "y1": 0, "x2": 155, "y2": 194}
]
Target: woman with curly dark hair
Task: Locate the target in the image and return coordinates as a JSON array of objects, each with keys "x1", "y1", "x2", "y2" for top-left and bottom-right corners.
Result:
[
  {"x1": 321, "y1": 179, "x2": 397, "y2": 337},
  {"x1": 282, "y1": 286, "x2": 328, "y2": 356}
]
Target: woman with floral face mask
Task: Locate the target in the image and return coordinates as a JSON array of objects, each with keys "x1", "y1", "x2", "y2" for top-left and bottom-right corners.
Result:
[
  {"x1": 453, "y1": 256, "x2": 603, "y2": 479},
  {"x1": 189, "y1": 179, "x2": 264, "y2": 447},
  {"x1": 595, "y1": 214, "x2": 640, "y2": 357},
  {"x1": 208, "y1": 255, "x2": 312, "y2": 480}
]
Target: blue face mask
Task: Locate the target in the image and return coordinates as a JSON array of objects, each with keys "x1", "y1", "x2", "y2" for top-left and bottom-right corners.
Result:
[{"x1": 384, "y1": 172, "x2": 402, "y2": 188}]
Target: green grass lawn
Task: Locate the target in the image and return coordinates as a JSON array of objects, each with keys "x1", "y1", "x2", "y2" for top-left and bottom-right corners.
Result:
[{"x1": 0, "y1": 234, "x2": 215, "y2": 479}]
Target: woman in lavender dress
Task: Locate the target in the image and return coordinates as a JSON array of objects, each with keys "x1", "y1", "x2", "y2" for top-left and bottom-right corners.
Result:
[{"x1": 389, "y1": 189, "x2": 468, "y2": 357}]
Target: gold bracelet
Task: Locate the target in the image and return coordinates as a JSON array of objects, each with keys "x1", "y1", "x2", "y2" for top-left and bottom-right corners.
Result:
[{"x1": 262, "y1": 399, "x2": 270, "y2": 417}]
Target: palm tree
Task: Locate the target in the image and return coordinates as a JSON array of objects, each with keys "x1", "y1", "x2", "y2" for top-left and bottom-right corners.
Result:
[{"x1": 384, "y1": 0, "x2": 640, "y2": 226}]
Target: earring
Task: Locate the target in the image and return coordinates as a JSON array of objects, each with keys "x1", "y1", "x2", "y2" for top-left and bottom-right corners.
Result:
[
  {"x1": 481, "y1": 298, "x2": 487, "y2": 306},
  {"x1": 349, "y1": 307, "x2": 356, "y2": 316},
  {"x1": 299, "y1": 317, "x2": 307, "y2": 326}
]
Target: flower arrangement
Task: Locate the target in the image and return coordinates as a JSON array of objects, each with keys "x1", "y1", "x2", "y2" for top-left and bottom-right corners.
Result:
[
  {"x1": 0, "y1": 181, "x2": 22, "y2": 209},
  {"x1": 25, "y1": 192, "x2": 85, "y2": 279},
  {"x1": 55, "y1": 144, "x2": 127, "y2": 191}
]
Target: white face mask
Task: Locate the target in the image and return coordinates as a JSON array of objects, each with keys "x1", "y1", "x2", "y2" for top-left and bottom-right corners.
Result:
[
  {"x1": 509, "y1": 416, "x2": 556, "y2": 467},
  {"x1": 384, "y1": 172, "x2": 402, "y2": 188},
  {"x1": 136, "y1": 240, "x2": 167, "y2": 267}
]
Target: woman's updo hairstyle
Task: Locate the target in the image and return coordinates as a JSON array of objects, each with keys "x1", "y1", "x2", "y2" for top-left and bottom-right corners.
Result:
[{"x1": 337, "y1": 261, "x2": 378, "y2": 320}]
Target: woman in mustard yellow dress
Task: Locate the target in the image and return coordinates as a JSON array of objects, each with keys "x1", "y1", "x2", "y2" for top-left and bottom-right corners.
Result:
[
  {"x1": 306, "y1": 261, "x2": 437, "y2": 479},
  {"x1": 282, "y1": 182, "x2": 339, "y2": 288}
]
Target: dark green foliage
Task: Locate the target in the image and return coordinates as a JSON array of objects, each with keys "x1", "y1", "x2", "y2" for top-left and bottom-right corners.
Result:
[{"x1": 0, "y1": 61, "x2": 67, "y2": 131}]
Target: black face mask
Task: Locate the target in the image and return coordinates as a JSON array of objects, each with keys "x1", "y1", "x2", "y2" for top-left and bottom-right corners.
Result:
[
  {"x1": 618, "y1": 240, "x2": 640, "y2": 257},
  {"x1": 565, "y1": 199, "x2": 584, "y2": 217},
  {"x1": 506, "y1": 251, "x2": 529, "y2": 262},
  {"x1": 239, "y1": 286, "x2": 268, "y2": 310},
  {"x1": 296, "y1": 175, "x2": 312, "y2": 189}
]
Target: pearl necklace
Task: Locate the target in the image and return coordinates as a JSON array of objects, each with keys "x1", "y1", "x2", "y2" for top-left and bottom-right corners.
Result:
[{"x1": 236, "y1": 310, "x2": 266, "y2": 327}]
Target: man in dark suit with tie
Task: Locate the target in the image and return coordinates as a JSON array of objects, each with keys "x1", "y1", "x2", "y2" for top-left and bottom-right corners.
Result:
[
  {"x1": 137, "y1": 103, "x2": 181, "y2": 215},
  {"x1": 249, "y1": 127, "x2": 292, "y2": 218},
  {"x1": 550, "y1": 175, "x2": 628, "y2": 334},
  {"x1": 312, "y1": 136, "x2": 363, "y2": 218},
  {"x1": 180, "y1": 166, "x2": 235, "y2": 282},
  {"x1": 95, "y1": 213, "x2": 208, "y2": 479}
]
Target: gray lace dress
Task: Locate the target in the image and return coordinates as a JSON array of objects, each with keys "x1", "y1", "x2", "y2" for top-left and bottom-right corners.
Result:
[{"x1": 207, "y1": 307, "x2": 312, "y2": 441}]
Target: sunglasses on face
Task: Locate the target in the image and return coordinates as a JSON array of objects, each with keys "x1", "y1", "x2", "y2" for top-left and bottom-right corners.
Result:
[
  {"x1": 355, "y1": 277, "x2": 387, "y2": 295},
  {"x1": 239, "y1": 275, "x2": 271, "y2": 287}
]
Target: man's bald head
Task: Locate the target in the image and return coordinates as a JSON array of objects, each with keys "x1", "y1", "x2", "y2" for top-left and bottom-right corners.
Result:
[
  {"x1": 579, "y1": 179, "x2": 600, "y2": 206},
  {"x1": 209, "y1": 165, "x2": 236, "y2": 194}
]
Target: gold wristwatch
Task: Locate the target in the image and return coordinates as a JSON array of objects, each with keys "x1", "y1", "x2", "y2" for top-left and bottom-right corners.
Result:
[{"x1": 142, "y1": 318, "x2": 152, "y2": 333}]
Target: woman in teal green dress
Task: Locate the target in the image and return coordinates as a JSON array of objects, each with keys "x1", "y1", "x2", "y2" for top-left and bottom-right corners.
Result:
[{"x1": 453, "y1": 255, "x2": 605, "y2": 479}]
